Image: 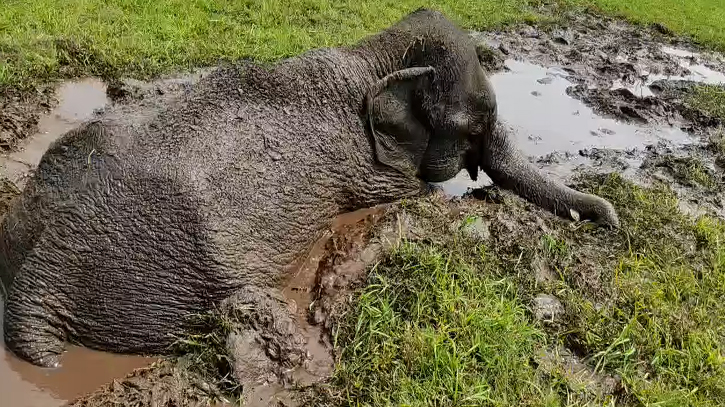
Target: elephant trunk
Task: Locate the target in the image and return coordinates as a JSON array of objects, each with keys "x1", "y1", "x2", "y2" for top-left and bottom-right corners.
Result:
[{"x1": 481, "y1": 123, "x2": 619, "y2": 227}]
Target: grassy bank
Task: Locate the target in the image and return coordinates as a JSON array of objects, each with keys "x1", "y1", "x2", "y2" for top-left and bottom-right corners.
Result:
[
  {"x1": 3, "y1": 0, "x2": 725, "y2": 88},
  {"x1": 0, "y1": 0, "x2": 534, "y2": 88},
  {"x1": 314, "y1": 174, "x2": 725, "y2": 406}
]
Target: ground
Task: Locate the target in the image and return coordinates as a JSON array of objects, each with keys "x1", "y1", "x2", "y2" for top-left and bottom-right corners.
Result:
[{"x1": 2, "y1": 1, "x2": 725, "y2": 407}]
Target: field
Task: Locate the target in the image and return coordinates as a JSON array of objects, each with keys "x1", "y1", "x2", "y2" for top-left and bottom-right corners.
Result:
[
  {"x1": 2, "y1": 1, "x2": 725, "y2": 406},
  {"x1": 2, "y1": 0, "x2": 725, "y2": 88}
]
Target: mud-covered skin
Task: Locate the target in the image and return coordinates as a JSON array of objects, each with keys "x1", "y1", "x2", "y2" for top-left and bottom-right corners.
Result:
[
  {"x1": 0, "y1": 9, "x2": 616, "y2": 372},
  {"x1": 483, "y1": 121, "x2": 619, "y2": 226}
]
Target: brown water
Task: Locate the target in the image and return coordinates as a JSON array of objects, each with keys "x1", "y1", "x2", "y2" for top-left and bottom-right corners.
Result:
[
  {"x1": 0, "y1": 78, "x2": 110, "y2": 189},
  {"x1": 0, "y1": 78, "x2": 156, "y2": 407},
  {"x1": 437, "y1": 58, "x2": 699, "y2": 196},
  {"x1": 239, "y1": 207, "x2": 384, "y2": 407}
]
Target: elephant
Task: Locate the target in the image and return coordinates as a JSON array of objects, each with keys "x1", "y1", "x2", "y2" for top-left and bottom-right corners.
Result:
[{"x1": 0, "y1": 8, "x2": 619, "y2": 370}]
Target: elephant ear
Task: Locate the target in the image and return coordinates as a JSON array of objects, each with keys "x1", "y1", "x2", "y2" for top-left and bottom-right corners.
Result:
[{"x1": 365, "y1": 66, "x2": 436, "y2": 176}]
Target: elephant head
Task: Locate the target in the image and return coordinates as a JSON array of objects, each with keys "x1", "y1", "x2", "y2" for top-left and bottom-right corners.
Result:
[{"x1": 359, "y1": 9, "x2": 619, "y2": 227}]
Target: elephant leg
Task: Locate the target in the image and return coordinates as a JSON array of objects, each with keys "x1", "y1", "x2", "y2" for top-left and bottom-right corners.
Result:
[
  {"x1": 219, "y1": 286, "x2": 307, "y2": 394},
  {"x1": 3, "y1": 274, "x2": 66, "y2": 368}
]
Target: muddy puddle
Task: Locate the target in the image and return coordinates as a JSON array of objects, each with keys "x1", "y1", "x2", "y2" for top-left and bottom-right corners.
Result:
[
  {"x1": 0, "y1": 296, "x2": 157, "y2": 407},
  {"x1": 0, "y1": 78, "x2": 159, "y2": 407},
  {"x1": 438, "y1": 57, "x2": 701, "y2": 196},
  {"x1": 0, "y1": 302, "x2": 157, "y2": 407},
  {"x1": 0, "y1": 78, "x2": 109, "y2": 189}
]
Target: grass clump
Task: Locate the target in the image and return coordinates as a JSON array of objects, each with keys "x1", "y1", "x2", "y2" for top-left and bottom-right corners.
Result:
[
  {"x1": 687, "y1": 85, "x2": 725, "y2": 122},
  {"x1": 663, "y1": 156, "x2": 719, "y2": 191},
  {"x1": 564, "y1": 174, "x2": 725, "y2": 405},
  {"x1": 323, "y1": 241, "x2": 557, "y2": 406}
]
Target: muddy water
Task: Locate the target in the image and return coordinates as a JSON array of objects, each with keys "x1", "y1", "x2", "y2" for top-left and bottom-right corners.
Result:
[
  {"x1": 660, "y1": 46, "x2": 725, "y2": 84},
  {"x1": 0, "y1": 78, "x2": 109, "y2": 189},
  {"x1": 437, "y1": 58, "x2": 698, "y2": 196},
  {"x1": 614, "y1": 46, "x2": 725, "y2": 97},
  {"x1": 0, "y1": 78, "x2": 156, "y2": 407}
]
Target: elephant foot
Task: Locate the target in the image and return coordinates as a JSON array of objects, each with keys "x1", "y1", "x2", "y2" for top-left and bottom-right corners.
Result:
[
  {"x1": 219, "y1": 286, "x2": 308, "y2": 397},
  {"x1": 7, "y1": 345, "x2": 62, "y2": 369}
]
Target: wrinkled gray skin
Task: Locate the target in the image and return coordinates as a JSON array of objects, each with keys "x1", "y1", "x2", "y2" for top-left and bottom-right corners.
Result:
[{"x1": 0, "y1": 9, "x2": 618, "y2": 369}]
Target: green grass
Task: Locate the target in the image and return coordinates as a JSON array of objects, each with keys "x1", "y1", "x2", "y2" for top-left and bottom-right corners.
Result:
[
  {"x1": 651, "y1": 155, "x2": 720, "y2": 191},
  {"x1": 688, "y1": 85, "x2": 725, "y2": 122},
  {"x1": 305, "y1": 174, "x2": 725, "y2": 406},
  {"x1": 563, "y1": 175, "x2": 725, "y2": 405},
  {"x1": 4, "y1": 0, "x2": 725, "y2": 88},
  {"x1": 0, "y1": 0, "x2": 536, "y2": 88},
  {"x1": 321, "y1": 241, "x2": 557, "y2": 406}
]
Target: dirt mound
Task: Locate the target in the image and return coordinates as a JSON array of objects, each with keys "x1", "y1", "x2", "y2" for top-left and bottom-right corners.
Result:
[{"x1": 66, "y1": 359, "x2": 224, "y2": 407}]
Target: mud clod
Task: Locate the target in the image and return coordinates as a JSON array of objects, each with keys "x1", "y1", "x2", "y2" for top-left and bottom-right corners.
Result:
[
  {"x1": 0, "y1": 177, "x2": 21, "y2": 215},
  {"x1": 537, "y1": 346, "x2": 623, "y2": 400},
  {"x1": 67, "y1": 359, "x2": 221, "y2": 407},
  {"x1": 475, "y1": 43, "x2": 506, "y2": 73},
  {"x1": 532, "y1": 293, "x2": 565, "y2": 324},
  {"x1": 0, "y1": 86, "x2": 55, "y2": 151},
  {"x1": 459, "y1": 215, "x2": 491, "y2": 242}
]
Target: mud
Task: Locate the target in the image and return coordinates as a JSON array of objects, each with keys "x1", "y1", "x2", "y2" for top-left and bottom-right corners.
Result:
[
  {"x1": 1, "y1": 289, "x2": 155, "y2": 407},
  {"x1": 2, "y1": 7, "x2": 725, "y2": 407},
  {"x1": 0, "y1": 86, "x2": 56, "y2": 152},
  {"x1": 0, "y1": 78, "x2": 109, "y2": 190},
  {"x1": 233, "y1": 206, "x2": 386, "y2": 407}
]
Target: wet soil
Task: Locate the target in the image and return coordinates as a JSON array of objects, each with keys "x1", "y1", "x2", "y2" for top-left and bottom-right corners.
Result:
[
  {"x1": 1, "y1": 8, "x2": 725, "y2": 407},
  {"x1": 0, "y1": 86, "x2": 56, "y2": 152}
]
